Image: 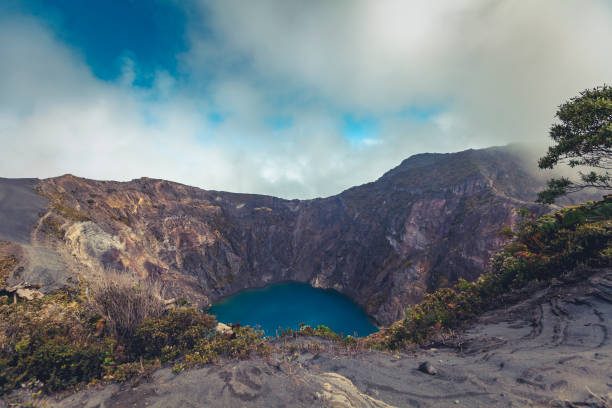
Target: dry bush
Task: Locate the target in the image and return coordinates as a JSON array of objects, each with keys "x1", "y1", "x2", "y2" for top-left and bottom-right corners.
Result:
[{"x1": 90, "y1": 270, "x2": 166, "y2": 341}]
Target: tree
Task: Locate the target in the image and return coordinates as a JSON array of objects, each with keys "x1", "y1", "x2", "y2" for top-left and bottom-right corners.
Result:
[{"x1": 537, "y1": 85, "x2": 612, "y2": 204}]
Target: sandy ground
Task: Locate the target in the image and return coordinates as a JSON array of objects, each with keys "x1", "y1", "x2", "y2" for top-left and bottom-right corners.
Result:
[
  {"x1": 3, "y1": 268, "x2": 605, "y2": 408},
  {"x1": 0, "y1": 178, "x2": 77, "y2": 291},
  {"x1": 0, "y1": 178, "x2": 46, "y2": 245}
]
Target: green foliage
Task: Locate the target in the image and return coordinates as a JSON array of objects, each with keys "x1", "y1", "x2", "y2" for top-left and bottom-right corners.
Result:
[
  {"x1": 371, "y1": 198, "x2": 612, "y2": 350},
  {"x1": 176, "y1": 297, "x2": 190, "y2": 307},
  {"x1": 0, "y1": 255, "x2": 17, "y2": 287},
  {"x1": 289, "y1": 324, "x2": 345, "y2": 342},
  {"x1": 132, "y1": 308, "x2": 216, "y2": 361},
  {"x1": 277, "y1": 324, "x2": 357, "y2": 346},
  {"x1": 7, "y1": 339, "x2": 106, "y2": 391},
  {"x1": 181, "y1": 325, "x2": 270, "y2": 370},
  {"x1": 0, "y1": 295, "x2": 108, "y2": 393},
  {"x1": 497, "y1": 225, "x2": 515, "y2": 239},
  {"x1": 103, "y1": 360, "x2": 161, "y2": 383},
  {"x1": 537, "y1": 178, "x2": 573, "y2": 205},
  {"x1": 313, "y1": 325, "x2": 343, "y2": 341},
  {"x1": 0, "y1": 294, "x2": 265, "y2": 395},
  {"x1": 537, "y1": 85, "x2": 612, "y2": 203}
]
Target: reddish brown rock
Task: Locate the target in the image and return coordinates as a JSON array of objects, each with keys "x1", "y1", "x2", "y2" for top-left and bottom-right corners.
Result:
[{"x1": 29, "y1": 146, "x2": 575, "y2": 324}]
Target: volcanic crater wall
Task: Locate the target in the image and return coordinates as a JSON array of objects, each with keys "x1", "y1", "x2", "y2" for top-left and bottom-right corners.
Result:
[{"x1": 29, "y1": 147, "x2": 561, "y2": 325}]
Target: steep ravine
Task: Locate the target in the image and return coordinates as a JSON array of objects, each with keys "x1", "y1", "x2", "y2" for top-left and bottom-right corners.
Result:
[{"x1": 14, "y1": 146, "x2": 572, "y2": 325}]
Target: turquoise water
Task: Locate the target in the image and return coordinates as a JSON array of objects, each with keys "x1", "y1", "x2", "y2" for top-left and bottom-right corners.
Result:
[{"x1": 209, "y1": 282, "x2": 378, "y2": 337}]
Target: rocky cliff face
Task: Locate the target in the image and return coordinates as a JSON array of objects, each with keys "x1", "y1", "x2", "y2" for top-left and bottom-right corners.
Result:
[{"x1": 21, "y1": 145, "x2": 569, "y2": 325}]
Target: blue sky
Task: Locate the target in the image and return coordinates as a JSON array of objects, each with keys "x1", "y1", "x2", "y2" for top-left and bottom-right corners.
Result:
[
  {"x1": 14, "y1": 0, "x2": 188, "y2": 83},
  {"x1": 1, "y1": 1, "x2": 611, "y2": 198}
]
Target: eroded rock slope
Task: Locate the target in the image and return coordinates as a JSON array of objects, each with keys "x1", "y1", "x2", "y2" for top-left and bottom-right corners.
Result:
[{"x1": 16, "y1": 146, "x2": 571, "y2": 324}]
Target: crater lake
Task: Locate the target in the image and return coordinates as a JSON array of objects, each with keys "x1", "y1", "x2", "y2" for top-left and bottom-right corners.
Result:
[{"x1": 209, "y1": 282, "x2": 378, "y2": 337}]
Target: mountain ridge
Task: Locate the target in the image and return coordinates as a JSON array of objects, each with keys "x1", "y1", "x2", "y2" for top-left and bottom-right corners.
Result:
[{"x1": 0, "y1": 145, "x2": 599, "y2": 325}]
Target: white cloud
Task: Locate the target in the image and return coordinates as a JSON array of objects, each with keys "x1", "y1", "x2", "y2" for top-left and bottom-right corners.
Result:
[
  {"x1": 1, "y1": 2, "x2": 612, "y2": 199},
  {"x1": 193, "y1": 0, "x2": 612, "y2": 143}
]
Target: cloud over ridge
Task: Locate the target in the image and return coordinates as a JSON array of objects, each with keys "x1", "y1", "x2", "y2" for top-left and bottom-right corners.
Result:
[{"x1": 1, "y1": 0, "x2": 611, "y2": 198}]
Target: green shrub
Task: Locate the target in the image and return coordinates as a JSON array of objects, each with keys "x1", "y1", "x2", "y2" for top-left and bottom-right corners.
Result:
[
  {"x1": 103, "y1": 360, "x2": 161, "y2": 382},
  {"x1": 0, "y1": 255, "x2": 17, "y2": 287},
  {"x1": 132, "y1": 308, "x2": 215, "y2": 361},
  {"x1": 291, "y1": 324, "x2": 346, "y2": 342},
  {"x1": 0, "y1": 294, "x2": 263, "y2": 396},
  {"x1": 0, "y1": 295, "x2": 109, "y2": 393},
  {"x1": 181, "y1": 325, "x2": 269, "y2": 370},
  {"x1": 19, "y1": 340, "x2": 106, "y2": 391}
]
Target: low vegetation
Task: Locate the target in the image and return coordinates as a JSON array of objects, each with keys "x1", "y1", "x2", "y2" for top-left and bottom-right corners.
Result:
[
  {"x1": 0, "y1": 255, "x2": 17, "y2": 287},
  {"x1": 370, "y1": 198, "x2": 611, "y2": 349},
  {"x1": 90, "y1": 272, "x2": 166, "y2": 342},
  {"x1": 51, "y1": 203, "x2": 91, "y2": 222},
  {"x1": 276, "y1": 324, "x2": 360, "y2": 349},
  {"x1": 0, "y1": 274, "x2": 268, "y2": 396}
]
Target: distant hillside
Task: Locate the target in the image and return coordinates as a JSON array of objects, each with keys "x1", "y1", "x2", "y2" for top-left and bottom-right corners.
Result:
[{"x1": 0, "y1": 145, "x2": 602, "y2": 324}]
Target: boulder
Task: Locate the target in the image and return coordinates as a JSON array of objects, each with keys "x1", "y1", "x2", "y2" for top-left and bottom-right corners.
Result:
[
  {"x1": 15, "y1": 287, "x2": 43, "y2": 301},
  {"x1": 3, "y1": 282, "x2": 44, "y2": 301},
  {"x1": 418, "y1": 361, "x2": 437, "y2": 375},
  {"x1": 216, "y1": 322, "x2": 233, "y2": 336}
]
